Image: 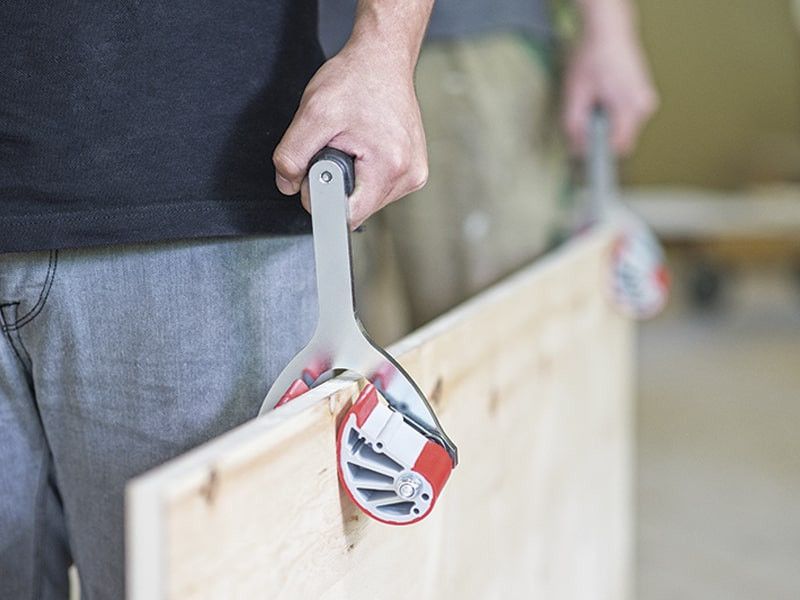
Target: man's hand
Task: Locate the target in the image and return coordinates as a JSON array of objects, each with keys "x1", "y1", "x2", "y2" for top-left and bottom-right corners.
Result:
[
  {"x1": 273, "y1": 1, "x2": 432, "y2": 228},
  {"x1": 563, "y1": 0, "x2": 658, "y2": 156}
]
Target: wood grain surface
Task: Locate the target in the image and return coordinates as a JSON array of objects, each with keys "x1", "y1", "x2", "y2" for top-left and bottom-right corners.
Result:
[{"x1": 126, "y1": 227, "x2": 634, "y2": 600}]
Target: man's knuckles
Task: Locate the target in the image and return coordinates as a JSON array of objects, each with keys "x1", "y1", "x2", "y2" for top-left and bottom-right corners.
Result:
[
  {"x1": 273, "y1": 145, "x2": 306, "y2": 180},
  {"x1": 300, "y1": 93, "x2": 338, "y2": 124},
  {"x1": 407, "y1": 161, "x2": 429, "y2": 192}
]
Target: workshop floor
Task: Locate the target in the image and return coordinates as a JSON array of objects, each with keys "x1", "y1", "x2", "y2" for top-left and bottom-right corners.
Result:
[{"x1": 636, "y1": 263, "x2": 800, "y2": 599}]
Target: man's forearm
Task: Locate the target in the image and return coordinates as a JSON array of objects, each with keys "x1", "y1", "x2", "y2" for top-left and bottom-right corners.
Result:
[
  {"x1": 347, "y1": 0, "x2": 434, "y2": 78},
  {"x1": 563, "y1": 0, "x2": 657, "y2": 154}
]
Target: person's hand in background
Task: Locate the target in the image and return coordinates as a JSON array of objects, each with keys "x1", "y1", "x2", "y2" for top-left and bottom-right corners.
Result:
[
  {"x1": 273, "y1": 1, "x2": 432, "y2": 228},
  {"x1": 563, "y1": 0, "x2": 659, "y2": 156}
]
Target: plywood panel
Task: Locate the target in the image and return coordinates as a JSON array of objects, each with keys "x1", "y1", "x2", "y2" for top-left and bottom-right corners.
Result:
[{"x1": 126, "y1": 227, "x2": 634, "y2": 600}]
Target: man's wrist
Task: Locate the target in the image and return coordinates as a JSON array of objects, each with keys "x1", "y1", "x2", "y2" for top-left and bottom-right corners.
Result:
[
  {"x1": 345, "y1": 0, "x2": 433, "y2": 78},
  {"x1": 578, "y1": 0, "x2": 638, "y2": 40}
]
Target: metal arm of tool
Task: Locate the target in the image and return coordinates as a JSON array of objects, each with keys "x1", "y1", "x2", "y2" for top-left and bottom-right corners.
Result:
[
  {"x1": 259, "y1": 147, "x2": 458, "y2": 466},
  {"x1": 308, "y1": 148, "x2": 359, "y2": 341},
  {"x1": 588, "y1": 106, "x2": 618, "y2": 224}
]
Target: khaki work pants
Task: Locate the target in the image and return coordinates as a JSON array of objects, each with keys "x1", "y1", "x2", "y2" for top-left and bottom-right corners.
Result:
[{"x1": 354, "y1": 33, "x2": 571, "y2": 344}]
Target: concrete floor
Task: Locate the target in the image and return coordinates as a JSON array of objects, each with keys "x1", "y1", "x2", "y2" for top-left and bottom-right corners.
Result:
[{"x1": 636, "y1": 263, "x2": 800, "y2": 599}]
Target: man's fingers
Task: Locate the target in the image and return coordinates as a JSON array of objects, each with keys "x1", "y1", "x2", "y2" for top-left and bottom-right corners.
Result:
[
  {"x1": 609, "y1": 92, "x2": 656, "y2": 156},
  {"x1": 607, "y1": 103, "x2": 636, "y2": 156},
  {"x1": 347, "y1": 163, "x2": 390, "y2": 229},
  {"x1": 349, "y1": 145, "x2": 428, "y2": 227},
  {"x1": 277, "y1": 95, "x2": 427, "y2": 225},
  {"x1": 299, "y1": 179, "x2": 310, "y2": 213},
  {"x1": 273, "y1": 100, "x2": 338, "y2": 196}
]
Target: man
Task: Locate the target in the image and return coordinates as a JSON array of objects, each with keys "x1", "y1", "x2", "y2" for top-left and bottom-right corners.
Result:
[
  {"x1": 0, "y1": 1, "x2": 433, "y2": 597},
  {"x1": 319, "y1": 0, "x2": 658, "y2": 341}
]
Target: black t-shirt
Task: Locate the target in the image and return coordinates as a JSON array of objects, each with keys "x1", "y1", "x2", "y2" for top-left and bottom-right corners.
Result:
[{"x1": 0, "y1": 1, "x2": 323, "y2": 253}]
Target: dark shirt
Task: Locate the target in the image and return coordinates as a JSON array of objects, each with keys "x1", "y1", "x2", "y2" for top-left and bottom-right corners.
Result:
[{"x1": 0, "y1": 1, "x2": 323, "y2": 253}]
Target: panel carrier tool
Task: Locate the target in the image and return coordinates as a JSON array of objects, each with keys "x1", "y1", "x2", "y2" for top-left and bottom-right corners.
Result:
[
  {"x1": 588, "y1": 107, "x2": 670, "y2": 319},
  {"x1": 259, "y1": 148, "x2": 458, "y2": 525}
]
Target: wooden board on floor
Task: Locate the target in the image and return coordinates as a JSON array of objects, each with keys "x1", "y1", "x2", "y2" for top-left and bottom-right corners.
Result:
[
  {"x1": 126, "y1": 227, "x2": 634, "y2": 600},
  {"x1": 624, "y1": 185, "x2": 800, "y2": 241}
]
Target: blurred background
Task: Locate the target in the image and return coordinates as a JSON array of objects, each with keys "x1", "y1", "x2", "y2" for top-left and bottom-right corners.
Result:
[
  {"x1": 623, "y1": 1, "x2": 800, "y2": 598},
  {"x1": 52, "y1": 0, "x2": 800, "y2": 597},
  {"x1": 320, "y1": 1, "x2": 800, "y2": 596}
]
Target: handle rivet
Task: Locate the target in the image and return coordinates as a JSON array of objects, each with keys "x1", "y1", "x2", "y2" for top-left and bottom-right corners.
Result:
[{"x1": 320, "y1": 170, "x2": 333, "y2": 183}]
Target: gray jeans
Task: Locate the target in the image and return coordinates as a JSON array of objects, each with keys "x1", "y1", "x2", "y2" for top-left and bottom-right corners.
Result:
[{"x1": 0, "y1": 235, "x2": 316, "y2": 599}]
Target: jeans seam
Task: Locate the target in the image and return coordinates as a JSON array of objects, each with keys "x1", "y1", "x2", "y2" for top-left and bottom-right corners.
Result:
[
  {"x1": 31, "y1": 451, "x2": 49, "y2": 600},
  {"x1": 12, "y1": 326, "x2": 33, "y2": 372},
  {"x1": 1, "y1": 250, "x2": 58, "y2": 332},
  {"x1": 0, "y1": 304, "x2": 33, "y2": 372}
]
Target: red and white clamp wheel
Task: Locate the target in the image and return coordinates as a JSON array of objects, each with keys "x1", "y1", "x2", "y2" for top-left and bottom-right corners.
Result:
[
  {"x1": 337, "y1": 384, "x2": 452, "y2": 525},
  {"x1": 610, "y1": 223, "x2": 671, "y2": 319}
]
